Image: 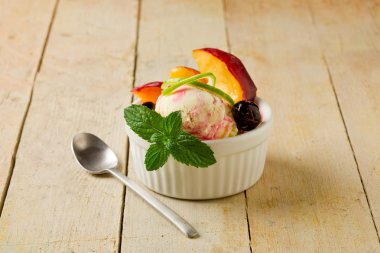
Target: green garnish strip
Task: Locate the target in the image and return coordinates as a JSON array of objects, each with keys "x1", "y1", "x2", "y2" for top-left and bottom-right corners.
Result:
[
  {"x1": 161, "y1": 78, "x2": 182, "y2": 90},
  {"x1": 161, "y1": 72, "x2": 216, "y2": 94},
  {"x1": 187, "y1": 81, "x2": 235, "y2": 106},
  {"x1": 161, "y1": 72, "x2": 235, "y2": 107}
]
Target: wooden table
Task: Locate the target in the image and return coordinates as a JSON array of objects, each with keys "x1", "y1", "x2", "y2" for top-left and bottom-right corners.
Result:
[{"x1": 1, "y1": 0, "x2": 379, "y2": 252}]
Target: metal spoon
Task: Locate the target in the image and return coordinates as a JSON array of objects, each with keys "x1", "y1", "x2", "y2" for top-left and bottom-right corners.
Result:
[{"x1": 71, "y1": 132, "x2": 199, "y2": 238}]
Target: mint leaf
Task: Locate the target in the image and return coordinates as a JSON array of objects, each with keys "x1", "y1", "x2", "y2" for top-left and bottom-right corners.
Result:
[
  {"x1": 124, "y1": 105, "x2": 164, "y2": 141},
  {"x1": 145, "y1": 143, "x2": 170, "y2": 171},
  {"x1": 150, "y1": 132, "x2": 165, "y2": 143},
  {"x1": 151, "y1": 133, "x2": 178, "y2": 151},
  {"x1": 170, "y1": 132, "x2": 216, "y2": 168},
  {"x1": 163, "y1": 111, "x2": 182, "y2": 137}
]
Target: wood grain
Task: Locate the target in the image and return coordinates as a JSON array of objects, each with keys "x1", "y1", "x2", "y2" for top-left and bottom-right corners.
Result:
[
  {"x1": 1, "y1": 0, "x2": 379, "y2": 252},
  {"x1": 225, "y1": 0, "x2": 380, "y2": 251},
  {"x1": 0, "y1": 0, "x2": 138, "y2": 252},
  {"x1": 0, "y1": 0, "x2": 57, "y2": 212},
  {"x1": 121, "y1": 0, "x2": 251, "y2": 252},
  {"x1": 308, "y1": 0, "x2": 380, "y2": 237}
]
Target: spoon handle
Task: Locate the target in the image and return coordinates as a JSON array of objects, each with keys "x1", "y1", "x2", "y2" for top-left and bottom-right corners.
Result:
[{"x1": 108, "y1": 168, "x2": 199, "y2": 238}]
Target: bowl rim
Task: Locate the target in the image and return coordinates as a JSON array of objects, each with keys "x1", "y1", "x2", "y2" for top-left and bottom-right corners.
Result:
[{"x1": 128, "y1": 96, "x2": 273, "y2": 145}]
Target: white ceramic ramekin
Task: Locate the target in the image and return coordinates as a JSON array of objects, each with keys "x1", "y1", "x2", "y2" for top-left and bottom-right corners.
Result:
[{"x1": 125, "y1": 97, "x2": 273, "y2": 200}]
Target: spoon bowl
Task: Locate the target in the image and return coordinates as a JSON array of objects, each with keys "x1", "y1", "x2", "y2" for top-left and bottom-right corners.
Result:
[{"x1": 72, "y1": 133, "x2": 118, "y2": 174}]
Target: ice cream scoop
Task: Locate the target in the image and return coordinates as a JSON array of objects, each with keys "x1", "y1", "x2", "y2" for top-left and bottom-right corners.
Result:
[{"x1": 155, "y1": 85, "x2": 237, "y2": 140}]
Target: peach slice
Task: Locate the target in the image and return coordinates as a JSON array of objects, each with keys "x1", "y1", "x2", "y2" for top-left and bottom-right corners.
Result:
[
  {"x1": 169, "y1": 66, "x2": 208, "y2": 83},
  {"x1": 192, "y1": 48, "x2": 257, "y2": 102},
  {"x1": 170, "y1": 66, "x2": 199, "y2": 79},
  {"x1": 131, "y1": 81, "x2": 162, "y2": 104}
]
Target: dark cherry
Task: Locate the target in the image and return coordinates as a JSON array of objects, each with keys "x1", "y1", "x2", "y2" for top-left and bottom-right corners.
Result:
[
  {"x1": 142, "y1": 102, "x2": 155, "y2": 110},
  {"x1": 232, "y1": 101, "x2": 261, "y2": 131}
]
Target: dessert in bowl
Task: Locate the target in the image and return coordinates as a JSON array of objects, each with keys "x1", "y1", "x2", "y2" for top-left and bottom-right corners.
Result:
[{"x1": 124, "y1": 48, "x2": 272, "y2": 199}]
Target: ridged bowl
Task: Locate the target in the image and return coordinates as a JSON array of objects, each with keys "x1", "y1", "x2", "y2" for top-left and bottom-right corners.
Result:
[{"x1": 125, "y1": 97, "x2": 273, "y2": 199}]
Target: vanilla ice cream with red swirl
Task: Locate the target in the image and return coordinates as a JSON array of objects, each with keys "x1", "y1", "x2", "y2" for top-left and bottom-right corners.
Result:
[{"x1": 155, "y1": 85, "x2": 237, "y2": 140}]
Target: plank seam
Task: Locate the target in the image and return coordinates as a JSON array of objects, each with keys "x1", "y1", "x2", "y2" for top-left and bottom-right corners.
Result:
[
  {"x1": 117, "y1": 125, "x2": 133, "y2": 253},
  {"x1": 0, "y1": 0, "x2": 60, "y2": 217},
  {"x1": 244, "y1": 191, "x2": 253, "y2": 253},
  {"x1": 118, "y1": 0, "x2": 142, "y2": 251},
  {"x1": 306, "y1": 0, "x2": 379, "y2": 242},
  {"x1": 35, "y1": 0, "x2": 60, "y2": 78},
  {"x1": 322, "y1": 55, "x2": 380, "y2": 242},
  {"x1": 117, "y1": 144, "x2": 129, "y2": 253},
  {"x1": 223, "y1": 1, "x2": 252, "y2": 251},
  {"x1": 222, "y1": 0, "x2": 231, "y2": 52},
  {"x1": 131, "y1": 0, "x2": 142, "y2": 90}
]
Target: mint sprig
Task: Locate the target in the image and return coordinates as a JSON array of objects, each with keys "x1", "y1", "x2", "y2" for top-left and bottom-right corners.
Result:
[{"x1": 124, "y1": 105, "x2": 216, "y2": 171}]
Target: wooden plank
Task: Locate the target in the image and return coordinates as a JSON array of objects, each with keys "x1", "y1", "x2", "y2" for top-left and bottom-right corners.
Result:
[
  {"x1": 121, "y1": 0, "x2": 251, "y2": 252},
  {"x1": 307, "y1": 0, "x2": 380, "y2": 237},
  {"x1": 225, "y1": 0, "x2": 380, "y2": 251},
  {"x1": 0, "y1": 0, "x2": 138, "y2": 252},
  {"x1": 0, "y1": 0, "x2": 57, "y2": 211}
]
